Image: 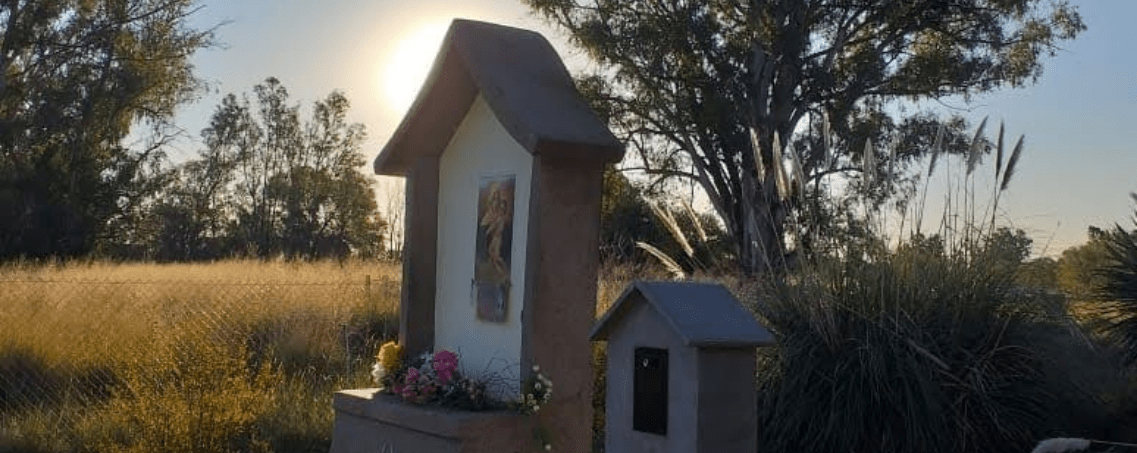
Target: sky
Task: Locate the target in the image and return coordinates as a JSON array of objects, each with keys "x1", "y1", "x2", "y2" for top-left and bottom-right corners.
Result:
[{"x1": 172, "y1": 0, "x2": 1137, "y2": 257}]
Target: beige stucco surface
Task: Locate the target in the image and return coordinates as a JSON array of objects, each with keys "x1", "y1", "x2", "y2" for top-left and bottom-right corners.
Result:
[{"x1": 435, "y1": 94, "x2": 532, "y2": 398}]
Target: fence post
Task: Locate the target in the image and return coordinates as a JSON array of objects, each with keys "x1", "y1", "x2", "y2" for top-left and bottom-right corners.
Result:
[{"x1": 365, "y1": 274, "x2": 371, "y2": 308}]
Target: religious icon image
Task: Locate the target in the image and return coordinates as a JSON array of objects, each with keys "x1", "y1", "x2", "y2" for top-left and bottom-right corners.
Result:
[{"x1": 473, "y1": 174, "x2": 515, "y2": 322}]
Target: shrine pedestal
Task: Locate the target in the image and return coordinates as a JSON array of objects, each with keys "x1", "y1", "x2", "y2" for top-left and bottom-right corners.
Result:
[{"x1": 330, "y1": 389, "x2": 542, "y2": 453}]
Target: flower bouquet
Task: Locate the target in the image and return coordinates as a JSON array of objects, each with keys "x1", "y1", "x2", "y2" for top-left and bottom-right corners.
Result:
[
  {"x1": 371, "y1": 341, "x2": 493, "y2": 411},
  {"x1": 370, "y1": 341, "x2": 556, "y2": 449}
]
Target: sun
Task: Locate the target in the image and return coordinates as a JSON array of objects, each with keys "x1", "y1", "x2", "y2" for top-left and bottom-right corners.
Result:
[{"x1": 382, "y1": 22, "x2": 450, "y2": 115}]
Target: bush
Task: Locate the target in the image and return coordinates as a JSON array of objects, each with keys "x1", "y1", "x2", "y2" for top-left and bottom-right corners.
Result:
[
  {"x1": 752, "y1": 239, "x2": 1116, "y2": 453},
  {"x1": 1093, "y1": 219, "x2": 1137, "y2": 367}
]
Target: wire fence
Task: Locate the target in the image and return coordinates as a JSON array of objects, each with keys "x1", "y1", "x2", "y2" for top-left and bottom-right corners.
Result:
[{"x1": 0, "y1": 273, "x2": 399, "y2": 452}]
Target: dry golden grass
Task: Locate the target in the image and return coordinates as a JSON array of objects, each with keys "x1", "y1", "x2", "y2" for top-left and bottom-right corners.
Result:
[
  {"x1": 0, "y1": 259, "x2": 402, "y2": 453},
  {"x1": 0, "y1": 259, "x2": 399, "y2": 366}
]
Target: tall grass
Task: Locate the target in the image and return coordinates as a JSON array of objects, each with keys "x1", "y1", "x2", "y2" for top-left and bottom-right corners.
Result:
[
  {"x1": 0, "y1": 259, "x2": 400, "y2": 453},
  {"x1": 752, "y1": 244, "x2": 1114, "y2": 453},
  {"x1": 745, "y1": 121, "x2": 1127, "y2": 453}
]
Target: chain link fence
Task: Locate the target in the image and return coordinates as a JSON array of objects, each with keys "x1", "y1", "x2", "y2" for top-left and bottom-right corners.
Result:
[{"x1": 0, "y1": 271, "x2": 400, "y2": 453}]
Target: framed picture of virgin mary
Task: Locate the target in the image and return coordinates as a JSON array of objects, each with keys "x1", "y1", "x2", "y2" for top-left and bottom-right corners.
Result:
[{"x1": 473, "y1": 174, "x2": 515, "y2": 322}]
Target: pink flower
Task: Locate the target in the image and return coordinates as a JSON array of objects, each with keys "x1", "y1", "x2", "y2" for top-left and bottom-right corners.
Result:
[
  {"x1": 433, "y1": 350, "x2": 458, "y2": 372},
  {"x1": 437, "y1": 370, "x2": 454, "y2": 385}
]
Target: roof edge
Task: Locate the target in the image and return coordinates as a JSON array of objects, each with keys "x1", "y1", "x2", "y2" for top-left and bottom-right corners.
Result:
[
  {"x1": 374, "y1": 18, "x2": 624, "y2": 177},
  {"x1": 590, "y1": 281, "x2": 700, "y2": 345},
  {"x1": 590, "y1": 280, "x2": 776, "y2": 348},
  {"x1": 687, "y1": 338, "x2": 777, "y2": 348},
  {"x1": 373, "y1": 22, "x2": 472, "y2": 176},
  {"x1": 589, "y1": 282, "x2": 641, "y2": 341}
]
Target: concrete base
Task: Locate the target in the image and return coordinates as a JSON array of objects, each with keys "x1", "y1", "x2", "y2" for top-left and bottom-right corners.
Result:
[{"x1": 330, "y1": 389, "x2": 545, "y2": 453}]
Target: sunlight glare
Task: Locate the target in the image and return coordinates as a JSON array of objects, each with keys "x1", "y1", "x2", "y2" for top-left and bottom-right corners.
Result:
[{"x1": 383, "y1": 22, "x2": 450, "y2": 115}]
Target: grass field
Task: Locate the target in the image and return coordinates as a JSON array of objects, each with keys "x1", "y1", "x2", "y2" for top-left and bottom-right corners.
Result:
[{"x1": 0, "y1": 259, "x2": 405, "y2": 453}]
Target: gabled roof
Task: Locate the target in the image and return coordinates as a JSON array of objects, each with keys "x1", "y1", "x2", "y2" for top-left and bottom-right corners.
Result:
[
  {"x1": 373, "y1": 19, "x2": 624, "y2": 176},
  {"x1": 591, "y1": 281, "x2": 775, "y2": 348}
]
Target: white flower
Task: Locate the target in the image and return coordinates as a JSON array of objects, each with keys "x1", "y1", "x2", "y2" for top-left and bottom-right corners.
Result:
[
  {"x1": 371, "y1": 363, "x2": 385, "y2": 384},
  {"x1": 544, "y1": 444, "x2": 551, "y2": 451},
  {"x1": 535, "y1": 382, "x2": 543, "y2": 391},
  {"x1": 532, "y1": 404, "x2": 540, "y2": 412},
  {"x1": 532, "y1": 365, "x2": 540, "y2": 372}
]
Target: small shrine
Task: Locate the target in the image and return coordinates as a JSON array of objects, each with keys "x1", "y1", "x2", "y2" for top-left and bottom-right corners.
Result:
[
  {"x1": 331, "y1": 18, "x2": 623, "y2": 453},
  {"x1": 591, "y1": 281, "x2": 776, "y2": 453}
]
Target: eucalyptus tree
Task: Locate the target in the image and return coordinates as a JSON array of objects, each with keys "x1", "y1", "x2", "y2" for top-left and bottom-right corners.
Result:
[
  {"x1": 0, "y1": 0, "x2": 213, "y2": 259},
  {"x1": 170, "y1": 78, "x2": 383, "y2": 260},
  {"x1": 525, "y1": 0, "x2": 1084, "y2": 275}
]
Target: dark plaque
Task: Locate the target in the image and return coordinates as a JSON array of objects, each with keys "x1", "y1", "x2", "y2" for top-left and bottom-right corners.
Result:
[{"x1": 633, "y1": 347, "x2": 668, "y2": 435}]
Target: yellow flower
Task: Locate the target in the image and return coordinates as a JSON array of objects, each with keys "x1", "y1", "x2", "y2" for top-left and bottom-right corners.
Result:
[{"x1": 377, "y1": 341, "x2": 403, "y2": 374}]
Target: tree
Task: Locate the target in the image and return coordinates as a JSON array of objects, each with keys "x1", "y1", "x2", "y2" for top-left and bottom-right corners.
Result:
[
  {"x1": 0, "y1": 0, "x2": 213, "y2": 259},
  {"x1": 524, "y1": 0, "x2": 1084, "y2": 275},
  {"x1": 599, "y1": 167, "x2": 659, "y2": 261},
  {"x1": 1017, "y1": 256, "x2": 1058, "y2": 292},
  {"x1": 983, "y1": 226, "x2": 1032, "y2": 273},
  {"x1": 1057, "y1": 227, "x2": 1112, "y2": 304},
  {"x1": 375, "y1": 177, "x2": 405, "y2": 260},
  {"x1": 140, "y1": 153, "x2": 235, "y2": 261},
  {"x1": 891, "y1": 227, "x2": 1032, "y2": 279},
  {"x1": 155, "y1": 78, "x2": 384, "y2": 260}
]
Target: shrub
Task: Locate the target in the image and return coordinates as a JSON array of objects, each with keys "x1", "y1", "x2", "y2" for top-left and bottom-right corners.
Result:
[
  {"x1": 1093, "y1": 214, "x2": 1137, "y2": 367},
  {"x1": 751, "y1": 238, "x2": 1114, "y2": 453}
]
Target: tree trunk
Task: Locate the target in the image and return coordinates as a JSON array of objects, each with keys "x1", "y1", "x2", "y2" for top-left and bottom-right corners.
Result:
[{"x1": 734, "y1": 163, "x2": 787, "y2": 277}]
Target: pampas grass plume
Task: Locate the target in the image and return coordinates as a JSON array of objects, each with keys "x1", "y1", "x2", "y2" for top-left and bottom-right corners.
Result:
[
  {"x1": 995, "y1": 121, "x2": 1005, "y2": 180},
  {"x1": 967, "y1": 116, "x2": 988, "y2": 176},
  {"x1": 635, "y1": 241, "x2": 686, "y2": 279},
  {"x1": 683, "y1": 201, "x2": 709, "y2": 243},
  {"x1": 1000, "y1": 135, "x2": 1025, "y2": 192},
  {"x1": 772, "y1": 132, "x2": 791, "y2": 201},
  {"x1": 1030, "y1": 437, "x2": 1091, "y2": 453},
  {"x1": 928, "y1": 124, "x2": 945, "y2": 178},
  {"x1": 649, "y1": 202, "x2": 694, "y2": 259},
  {"x1": 863, "y1": 138, "x2": 875, "y2": 189}
]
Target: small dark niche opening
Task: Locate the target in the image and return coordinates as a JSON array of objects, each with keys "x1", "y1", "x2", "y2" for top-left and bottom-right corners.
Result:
[{"x1": 633, "y1": 347, "x2": 668, "y2": 435}]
